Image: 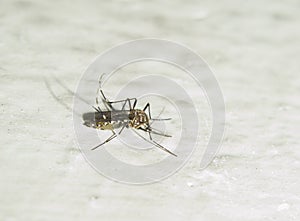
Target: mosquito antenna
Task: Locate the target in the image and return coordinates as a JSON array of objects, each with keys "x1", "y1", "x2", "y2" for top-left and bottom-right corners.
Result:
[{"x1": 131, "y1": 129, "x2": 177, "y2": 157}]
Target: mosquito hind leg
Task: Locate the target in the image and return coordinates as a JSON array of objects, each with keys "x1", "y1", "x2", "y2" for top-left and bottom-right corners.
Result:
[
  {"x1": 91, "y1": 130, "x2": 117, "y2": 150},
  {"x1": 96, "y1": 74, "x2": 115, "y2": 111},
  {"x1": 138, "y1": 127, "x2": 171, "y2": 138},
  {"x1": 100, "y1": 90, "x2": 137, "y2": 111},
  {"x1": 96, "y1": 74, "x2": 139, "y2": 111},
  {"x1": 100, "y1": 89, "x2": 116, "y2": 111},
  {"x1": 94, "y1": 96, "x2": 102, "y2": 113}
]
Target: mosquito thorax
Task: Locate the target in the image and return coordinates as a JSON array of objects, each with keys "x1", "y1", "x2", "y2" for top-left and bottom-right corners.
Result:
[{"x1": 128, "y1": 109, "x2": 149, "y2": 128}]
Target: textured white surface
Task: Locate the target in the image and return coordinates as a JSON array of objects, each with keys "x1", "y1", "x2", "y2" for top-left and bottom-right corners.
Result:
[{"x1": 1, "y1": 0, "x2": 300, "y2": 220}]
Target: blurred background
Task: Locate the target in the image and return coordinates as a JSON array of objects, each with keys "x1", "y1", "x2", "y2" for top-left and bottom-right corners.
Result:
[{"x1": 0, "y1": 0, "x2": 299, "y2": 220}]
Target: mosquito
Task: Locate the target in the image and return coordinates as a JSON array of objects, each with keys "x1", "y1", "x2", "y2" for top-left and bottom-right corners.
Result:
[{"x1": 86, "y1": 75, "x2": 177, "y2": 157}]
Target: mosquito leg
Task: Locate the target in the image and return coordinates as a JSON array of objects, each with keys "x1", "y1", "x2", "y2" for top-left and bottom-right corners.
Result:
[
  {"x1": 92, "y1": 106, "x2": 101, "y2": 113},
  {"x1": 143, "y1": 103, "x2": 152, "y2": 119},
  {"x1": 95, "y1": 97, "x2": 102, "y2": 112},
  {"x1": 121, "y1": 98, "x2": 131, "y2": 110},
  {"x1": 91, "y1": 130, "x2": 117, "y2": 150},
  {"x1": 118, "y1": 123, "x2": 128, "y2": 135},
  {"x1": 139, "y1": 127, "x2": 171, "y2": 138},
  {"x1": 132, "y1": 98, "x2": 137, "y2": 109},
  {"x1": 98, "y1": 73, "x2": 106, "y2": 87},
  {"x1": 151, "y1": 127, "x2": 172, "y2": 137},
  {"x1": 151, "y1": 118, "x2": 172, "y2": 121},
  {"x1": 152, "y1": 140, "x2": 177, "y2": 157},
  {"x1": 100, "y1": 89, "x2": 115, "y2": 111},
  {"x1": 94, "y1": 95, "x2": 102, "y2": 113},
  {"x1": 100, "y1": 96, "x2": 137, "y2": 111},
  {"x1": 148, "y1": 128, "x2": 152, "y2": 140},
  {"x1": 127, "y1": 98, "x2": 132, "y2": 110},
  {"x1": 96, "y1": 74, "x2": 137, "y2": 111},
  {"x1": 107, "y1": 98, "x2": 137, "y2": 110},
  {"x1": 96, "y1": 74, "x2": 113, "y2": 111},
  {"x1": 144, "y1": 123, "x2": 154, "y2": 141},
  {"x1": 121, "y1": 99, "x2": 127, "y2": 110},
  {"x1": 131, "y1": 129, "x2": 177, "y2": 157}
]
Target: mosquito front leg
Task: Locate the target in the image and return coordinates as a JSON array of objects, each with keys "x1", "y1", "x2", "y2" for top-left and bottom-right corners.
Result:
[
  {"x1": 147, "y1": 127, "x2": 153, "y2": 141},
  {"x1": 138, "y1": 127, "x2": 171, "y2": 138},
  {"x1": 131, "y1": 129, "x2": 177, "y2": 157},
  {"x1": 143, "y1": 103, "x2": 152, "y2": 119}
]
